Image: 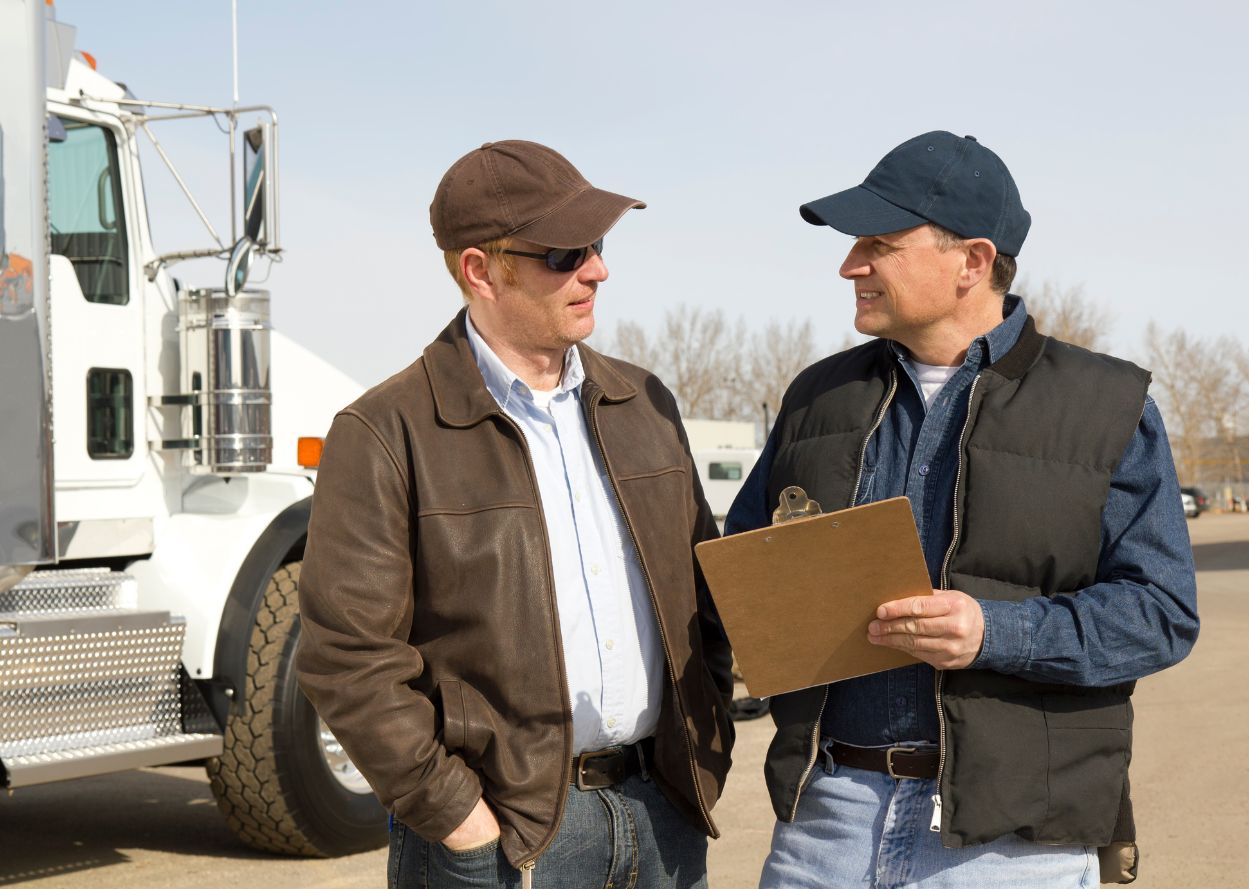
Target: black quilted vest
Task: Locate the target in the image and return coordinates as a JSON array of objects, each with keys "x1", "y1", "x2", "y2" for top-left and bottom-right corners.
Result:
[{"x1": 762, "y1": 316, "x2": 1151, "y2": 852}]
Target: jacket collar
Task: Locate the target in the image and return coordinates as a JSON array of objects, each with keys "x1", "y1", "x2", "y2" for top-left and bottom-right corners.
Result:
[{"x1": 424, "y1": 308, "x2": 637, "y2": 427}]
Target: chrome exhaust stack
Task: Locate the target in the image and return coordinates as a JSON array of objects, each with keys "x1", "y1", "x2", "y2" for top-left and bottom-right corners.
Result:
[{"x1": 157, "y1": 288, "x2": 272, "y2": 474}]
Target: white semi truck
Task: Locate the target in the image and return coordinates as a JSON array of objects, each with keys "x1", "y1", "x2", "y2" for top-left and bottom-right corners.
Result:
[{"x1": 0, "y1": 1, "x2": 381, "y2": 856}]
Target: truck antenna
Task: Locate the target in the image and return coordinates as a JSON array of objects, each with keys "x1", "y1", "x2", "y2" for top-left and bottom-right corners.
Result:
[
  {"x1": 229, "y1": 0, "x2": 239, "y2": 243},
  {"x1": 231, "y1": 0, "x2": 240, "y2": 107}
]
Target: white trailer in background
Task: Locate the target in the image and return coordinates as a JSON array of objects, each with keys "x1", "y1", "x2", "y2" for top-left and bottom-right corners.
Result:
[
  {"x1": 0, "y1": 0, "x2": 380, "y2": 856},
  {"x1": 685, "y1": 419, "x2": 761, "y2": 529}
]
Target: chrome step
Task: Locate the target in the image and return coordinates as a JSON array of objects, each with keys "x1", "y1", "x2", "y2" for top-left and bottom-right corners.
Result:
[{"x1": 2, "y1": 733, "x2": 223, "y2": 787}]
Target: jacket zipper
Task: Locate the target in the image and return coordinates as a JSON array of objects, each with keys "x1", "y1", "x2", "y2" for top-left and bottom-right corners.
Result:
[
  {"x1": 586, "y1": 391, "x2": 718, "y2": 838},
  {"x1": 494, "y1": 411, "x2": 574, "y2": 880},
  {"x1": 932, "y1": 372, "x2": 982, "y2": 833},
  {"x1": 788, "y1": 368, "x2": 898, "y2": 821}
]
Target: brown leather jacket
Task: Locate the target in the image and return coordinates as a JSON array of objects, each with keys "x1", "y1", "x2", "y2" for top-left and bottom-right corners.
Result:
[{"x1": 295, "y1": 311, "x2": 734, "y2": 868}]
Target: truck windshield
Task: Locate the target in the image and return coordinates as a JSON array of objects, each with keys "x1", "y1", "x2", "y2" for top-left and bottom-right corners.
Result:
[{"x1": 48, "y1": 119, "x2": 128, "y2": 305}]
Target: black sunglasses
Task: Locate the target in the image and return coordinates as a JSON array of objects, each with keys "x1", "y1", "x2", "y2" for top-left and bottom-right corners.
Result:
[{"x1": 502, "y1": 238, "x2": 604, "y2": 273}]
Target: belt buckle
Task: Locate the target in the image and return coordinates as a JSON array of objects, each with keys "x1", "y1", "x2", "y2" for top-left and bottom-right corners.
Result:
[
  {"x1": 885, "y1": 745, "x2": 918, "y2": 780},
  {"x1": 575, "y1": 746, "x2": 623, "y2": 791}
]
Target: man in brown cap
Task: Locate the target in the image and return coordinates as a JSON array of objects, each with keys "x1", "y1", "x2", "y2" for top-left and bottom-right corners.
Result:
[{"x1": 296, "y1": 141, "x2": 733, "y2": 889}]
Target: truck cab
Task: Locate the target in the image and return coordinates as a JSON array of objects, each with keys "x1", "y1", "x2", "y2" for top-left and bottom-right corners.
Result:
[{"x1": 2, "y1": 0, "x2": 377, "y2": 856}]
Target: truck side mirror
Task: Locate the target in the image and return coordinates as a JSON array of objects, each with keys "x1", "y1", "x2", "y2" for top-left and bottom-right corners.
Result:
[{"x1": 242, "y1": 121, "x2": 278, "y2": 250}]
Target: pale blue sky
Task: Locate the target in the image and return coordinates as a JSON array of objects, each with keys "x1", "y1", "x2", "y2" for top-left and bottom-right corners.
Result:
[{"x1": 58, "y1": 0, "x2": 1248, "y2": 387}]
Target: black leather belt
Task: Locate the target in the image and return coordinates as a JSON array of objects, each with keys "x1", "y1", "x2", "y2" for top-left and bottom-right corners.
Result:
[
  {"x1": 829, "y1": 741, "x2": 939, "y2": 780},
  {"x1": 571, "y1": 739, "x2": 651, "y2": 790}
]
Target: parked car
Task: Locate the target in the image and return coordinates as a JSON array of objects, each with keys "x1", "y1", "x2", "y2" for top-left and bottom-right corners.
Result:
[
  {"x1": 1181, "y1": 486, "x2": 1211, "y2": 515},
  {"x1": 1181, "y1": 491, "x2": 1199, "y2": 518}
]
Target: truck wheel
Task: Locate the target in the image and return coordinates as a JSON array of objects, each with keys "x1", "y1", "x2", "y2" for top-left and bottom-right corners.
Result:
[{"x1": 206, "y1": 562, "x2": 388, "y2": 856}]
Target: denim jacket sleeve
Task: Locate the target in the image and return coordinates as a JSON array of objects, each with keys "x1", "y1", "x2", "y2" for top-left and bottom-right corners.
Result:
[{"x1": 972, "y1": 397, "x2": 1200, "y2": 685}]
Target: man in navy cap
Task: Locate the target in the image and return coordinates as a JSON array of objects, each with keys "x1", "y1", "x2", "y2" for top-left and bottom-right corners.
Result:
[{"x1": 726, "y1": 132, "x2": 1198, "y2": 886}]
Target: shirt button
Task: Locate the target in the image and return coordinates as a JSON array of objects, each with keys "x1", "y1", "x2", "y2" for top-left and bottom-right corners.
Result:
[
  {"x1": 607, "y1": 717, "x2": 617, "y2": 728},
  {"x1": 605, "y1": 639, "x2": 615, "y2": 650},
  {"x1": 574, "y1": 490, "x2": 582, "y2": 503},
  {"x1": 895, "y1": 696, "x2": 907, "y2": 707},
  {"x1": 918, "y1": 464, "x2": 930, "y2": 476},
  {"x1": 590, "y1": 564, "x2": 601, "y2": 576}
]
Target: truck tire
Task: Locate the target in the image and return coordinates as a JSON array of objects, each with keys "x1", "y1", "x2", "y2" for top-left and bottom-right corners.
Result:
[{"x1": 206, "y1": 562, "x2": 388, "y2": 856}]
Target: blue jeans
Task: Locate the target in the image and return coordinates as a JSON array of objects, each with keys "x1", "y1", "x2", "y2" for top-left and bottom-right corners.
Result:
[
  {"x1": 759, "y1": 749, "x2": 1097, "y2": 889},
  {"x1": 388, "y1": 773, "x2": 708, "y2": 889}
]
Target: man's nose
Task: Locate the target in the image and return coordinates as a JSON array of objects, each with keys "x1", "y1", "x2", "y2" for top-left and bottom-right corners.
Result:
[
  {"x1": 580, "y1": 251, "x2": 609, "y2": 283},
  {"x1": 840, "y1": 245, "x2": 869, "y2": 280}
]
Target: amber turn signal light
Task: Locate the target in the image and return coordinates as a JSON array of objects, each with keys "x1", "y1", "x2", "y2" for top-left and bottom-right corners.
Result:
[{"x1": 298, "y1": 436, "x2": 324, "y2": 469}]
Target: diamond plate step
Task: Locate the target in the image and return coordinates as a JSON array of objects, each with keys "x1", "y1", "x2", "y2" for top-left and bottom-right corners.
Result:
[
  {"x1": 0, "y1": 567, "x2": 137, "y2": 615},
  {"x1": 0, "y1": 573, "x2": 217, "y2": 786}
]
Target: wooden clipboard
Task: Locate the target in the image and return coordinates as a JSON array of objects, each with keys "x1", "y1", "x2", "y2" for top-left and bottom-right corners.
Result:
[{"x1": 695, "y1": 495, "x2": 931, "y2": 698}]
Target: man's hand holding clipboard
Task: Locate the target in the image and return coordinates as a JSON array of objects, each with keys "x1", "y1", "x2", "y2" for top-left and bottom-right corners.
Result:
[{"x1": 867, "y1": 588, "x2": 985, "y2": 670}]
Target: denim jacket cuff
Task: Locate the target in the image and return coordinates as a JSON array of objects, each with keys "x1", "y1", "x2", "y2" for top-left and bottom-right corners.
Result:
[{"x1": 971, "y1": 598, "x2": 1029, "y2": 673}]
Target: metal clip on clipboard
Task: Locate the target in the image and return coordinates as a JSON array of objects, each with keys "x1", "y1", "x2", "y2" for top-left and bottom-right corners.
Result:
[{"x1": 772, "y1": 486, "x2": 823, "y2": 525}]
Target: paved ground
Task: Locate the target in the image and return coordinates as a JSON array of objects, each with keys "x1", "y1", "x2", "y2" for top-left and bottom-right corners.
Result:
[{"x1": 1, "y1": 514, "x2": 1244, "y2": 887}]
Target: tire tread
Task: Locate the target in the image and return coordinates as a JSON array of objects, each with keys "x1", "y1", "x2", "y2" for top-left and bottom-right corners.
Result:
[{"x1": 207, "y1": 563, "x2": 321, "y2": 856}]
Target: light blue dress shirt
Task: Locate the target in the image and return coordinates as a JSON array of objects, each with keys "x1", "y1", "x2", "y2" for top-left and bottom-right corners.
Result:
[{"x1": 465, "y1": 312, "x2": 664, "y2": 754}]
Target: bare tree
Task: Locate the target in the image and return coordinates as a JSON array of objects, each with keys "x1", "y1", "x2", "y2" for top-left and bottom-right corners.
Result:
[
  {"x1": 1016, "y1": 279, "x2": 1111, "y2": 351},
  {"x1": 1145, "y1": 324, "x2": 1245, "y2": 487},
  {"x1": 604, "y1": 319, "x2": 661, "y2": 373},
  {"x1": 1233, "y1": 339, "x2": 1249, "y2": 394},
  {"x1": 601, "y1": 307, "x2": 741, "y2": 419},
  {"x1": 746, "y1": 318, "x2": 820, "y2": 426},
  {"x1": 1146, "y1": 323, "x2": 1203, "y2": 483},
  {"x1": 602, "y1": 310, "x2": 829, "y2": 422},
  {"x1": 1215, "y1": 337, "x2": 1249, "y2": 491}
]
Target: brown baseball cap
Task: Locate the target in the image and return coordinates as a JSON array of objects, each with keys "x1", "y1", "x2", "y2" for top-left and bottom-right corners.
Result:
[{"x1": 430, "y1": 140, "x2": 646, "y2": 250}]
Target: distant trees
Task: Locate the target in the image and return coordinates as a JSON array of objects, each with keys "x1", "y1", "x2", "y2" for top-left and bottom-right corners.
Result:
[
  {"x1": 1016, "y1": 279, "x2": 1111, "y2": 351},
  {"x1": 600, "y1": 308, "x2": 819, "y2": 424},
  {"x1": 1146, "y1": 324, "x2": 1247, "y2": 487}
]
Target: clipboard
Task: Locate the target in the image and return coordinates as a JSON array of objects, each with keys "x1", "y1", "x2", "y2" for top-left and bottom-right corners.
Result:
[{"x1": 695, "y1": 494, "x2": 931, "y2": 699}]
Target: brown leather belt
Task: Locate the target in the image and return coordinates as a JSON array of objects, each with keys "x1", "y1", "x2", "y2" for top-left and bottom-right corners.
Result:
[
  {"x1": 571, "y1": 739, "x2": 652, "y2": 790},
  {"x1": 830, "y1": 741, "x2": 939, "y2": 780}
]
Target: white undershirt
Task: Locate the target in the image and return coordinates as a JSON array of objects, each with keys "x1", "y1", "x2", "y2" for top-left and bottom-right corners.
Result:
[
  {"x1": 528, "y1": 387, "x2": 558, "y2": 410},
  {"x1": 911, "y1": 361, "x2": 959, "y2": 409}
]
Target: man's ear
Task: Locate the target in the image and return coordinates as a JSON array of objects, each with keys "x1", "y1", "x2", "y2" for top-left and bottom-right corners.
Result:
[
  {"x1": 461, "y1": 248, "x2": 497, "y2": 302},
  {"x1": 960, "y1": 239, "x2": 996, "y2": 290}
]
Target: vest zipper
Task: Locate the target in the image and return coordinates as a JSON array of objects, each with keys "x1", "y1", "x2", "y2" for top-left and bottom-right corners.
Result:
[
  {"x1": 850, "y1": 368, "x2": 899, "y2": 508},
  {"x1": 494, "y1": 411, "x2": 574, "y2": 877},
  {"x1": 932, "y1": 372, "x2": 982, "y2": 832},
  {"x1": 788, "y1": 367, "x2": 898, "y2": 821},
  {"x1": 585, "y1": 392, "x2": 718, "y2": 838}
]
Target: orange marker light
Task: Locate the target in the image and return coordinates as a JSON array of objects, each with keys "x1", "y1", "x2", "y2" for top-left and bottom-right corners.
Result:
[{"x1": 297, "y1": 437, "x2": 324, "y2": 469}]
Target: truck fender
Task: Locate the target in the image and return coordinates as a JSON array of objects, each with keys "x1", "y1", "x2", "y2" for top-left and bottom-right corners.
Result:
[{"x1": 206, "y1": 495, "x2": 310, "y2": 726}]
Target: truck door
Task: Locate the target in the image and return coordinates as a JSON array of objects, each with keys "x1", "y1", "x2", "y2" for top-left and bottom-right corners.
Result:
[{"x1": 48, "y1": 114, "x2": 147, "y2": 499}]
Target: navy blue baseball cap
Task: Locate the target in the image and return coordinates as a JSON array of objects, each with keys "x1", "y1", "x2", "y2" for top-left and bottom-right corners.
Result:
[{"x1": 800, "y1": 131, "x2": 1031, "y2": 257}]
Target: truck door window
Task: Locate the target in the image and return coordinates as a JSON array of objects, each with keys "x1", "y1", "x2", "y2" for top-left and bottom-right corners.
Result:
[
  {"x1": 48, "y1": 120, "x2": 129, "y2": 305},
  {"x1": 709, "y1": 462, "x2": 743, "y2": 481},
  {"x1": 86, "y1": 368, "x2": 134, "y2": 459}
]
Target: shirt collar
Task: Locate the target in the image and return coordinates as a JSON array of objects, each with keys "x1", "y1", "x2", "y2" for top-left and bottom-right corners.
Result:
[
  {"x1": 889, "y1": 293, "x2": 1028, "y2": 370},
  {"x1": 983, "y1": 293, "x2": 1027, "y2": 365},
  {"x1": 464, "y1": 310, "x2": 584, "y2": 411}
]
